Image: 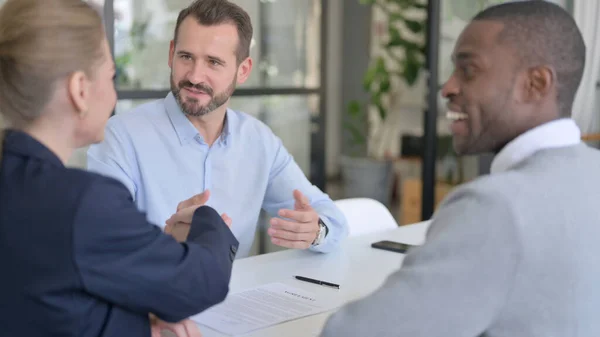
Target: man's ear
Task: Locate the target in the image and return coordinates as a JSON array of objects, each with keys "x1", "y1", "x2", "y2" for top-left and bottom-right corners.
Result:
[
  {"x1": 67, "y1": 71, "x2": 90, "y2": 117},
  {"x1": 524, "y1": 65, "x2": 555, "y2": 103},
  {"x1": 168, "y1": 40, "x2": 175, "y2": 69},
  {"x1": 236, "y1": 57, "x2": 253, "y2": 85}
]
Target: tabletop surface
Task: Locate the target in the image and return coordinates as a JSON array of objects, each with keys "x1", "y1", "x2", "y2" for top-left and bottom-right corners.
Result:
[{"x1": 198, "y1": 221, "x2": 431, "y2": 337}]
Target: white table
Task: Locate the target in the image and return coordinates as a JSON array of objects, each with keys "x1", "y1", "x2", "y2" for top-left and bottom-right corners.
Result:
[{"x1": 199, "y1": 221, "x2": 431, "y2": 337}]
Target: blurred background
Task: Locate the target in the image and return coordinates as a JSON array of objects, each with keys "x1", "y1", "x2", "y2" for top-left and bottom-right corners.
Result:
[{"x1": 3, "y1": 0, "x2": 597, "y2": 255}]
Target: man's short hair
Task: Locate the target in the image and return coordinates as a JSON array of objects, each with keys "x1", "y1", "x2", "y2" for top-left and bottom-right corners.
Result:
[
  {"x1": 174, "y1": 0, "x2": 253, "y2": 64},
  {"x1": 474, "y1": 1, "x2": 586, "y2": 117}
]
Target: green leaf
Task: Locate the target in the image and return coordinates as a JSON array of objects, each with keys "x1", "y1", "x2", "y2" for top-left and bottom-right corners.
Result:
[
  {"x1": 404, "y1": 19, "x2": 423, "y2": 33},
  {"x1": 347, "y1": 100, "x2": 362, "y2": 117},
  {"x1": 387, "y1": 26, "x2": 403, "y2": 47},
  {"x1": 375, "y1": 56, "x2": 386, "y2": 73},
  {"x1": 370, "y1": 91, "x2": 382, "y2": 107},
  {"x1": 379, "y1": 77, "x2": 391, "y2": 93},
  {"x1": 388, "y1": 13, "x2": 404, "y2": 22},
  {"x1": 359, "y1": 0, "x2": 376, "y2": 4},
  {"x1": 414, "y1": 3, "x2": 428, "y2": 10},
  {"x1": 400, "y1": 39, "x2": 423, "y2": 51},
  {"x1": 368, "y1": 92, "x2": 387, "y2": 121},
  {"x1": 363, "y1": 57, "x2": 388, "y2": 91},
  {"x1": 402, "y1": 50, "x2": 422, "y2": 86},
  {"x1": 387, "y1": 31, "x2": 425, "y2": 51},
  {"x1": 393, "y1": 0, "x2": 413, "y2": 9},
  {"x1": 363, "y1": 64, "x2": 377, "y2": 91},
  {"x1": 376, "y1": 101, "x2": 386, "y2": 120},
  {"x1": 115, "y1": 52, "x2": 132, "y2": 66}
]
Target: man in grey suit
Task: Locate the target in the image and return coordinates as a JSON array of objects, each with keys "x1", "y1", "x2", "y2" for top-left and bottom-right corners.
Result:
[{"x1": 321, "y1": 2, "x2": 600, "y2": 336}]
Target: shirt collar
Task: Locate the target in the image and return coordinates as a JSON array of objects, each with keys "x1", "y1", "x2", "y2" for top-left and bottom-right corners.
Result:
[
  {"x1": 2, "y1": 129, "x2": 64, "y2": 167},
  {"x1": 490, "y1": 118, "x2": 581, "y2": 174},
  {"x1": 164, "y1": 92, "x2": 234, "y2": 146}
]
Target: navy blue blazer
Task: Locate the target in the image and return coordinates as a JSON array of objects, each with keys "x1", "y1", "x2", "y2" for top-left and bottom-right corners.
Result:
[{"x1": 0, "y1": 130, "x2": 239, "y2": 337}]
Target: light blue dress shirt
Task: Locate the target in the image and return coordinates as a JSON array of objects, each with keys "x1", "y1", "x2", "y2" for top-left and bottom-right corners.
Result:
[{"x1": 87, "y1": 93, "x2": 348, "y2": 258}]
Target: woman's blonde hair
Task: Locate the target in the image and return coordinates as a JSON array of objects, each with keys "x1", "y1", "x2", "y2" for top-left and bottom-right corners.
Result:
[
  {"x1": 0, "y1": 0, "x2": 105, "y2": 127},
  {"x1": 0, "y1": 0, "x2": 105, "y2": 158}
]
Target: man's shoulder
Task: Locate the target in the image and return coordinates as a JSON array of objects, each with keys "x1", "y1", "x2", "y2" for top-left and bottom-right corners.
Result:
[
  {"x1": 438, "y1": 172, "x2": 528, "y2": 218},
  {"x1": 521, "y1": 143, "x2": 600, "y2": 171},
  {"x1": 440, "y1": 145, "x2": 598, "y2": 214},
  {"x1": 444, "y1": 175, "x2": 514, "y2": 203},
  {"x1": 427, "y1": 174, "x2": 525, "y2": 247}
]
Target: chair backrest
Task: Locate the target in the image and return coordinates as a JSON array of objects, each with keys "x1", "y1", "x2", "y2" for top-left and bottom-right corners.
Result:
[{"x1": 334, "y1": 198, "x2": 398, "y2": 237}]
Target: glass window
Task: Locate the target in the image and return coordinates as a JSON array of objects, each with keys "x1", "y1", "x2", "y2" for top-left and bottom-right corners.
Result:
[
  {"x1": 1, "y1": 0, "x2": 323, "y2": 186},
  {"x1": 114, "y1": 95, "x2": 318, "y2": 175},
  {"x1": 229, "y1": 95, "x2": 317, "y2": 175},
  {"x1": 115, "y1": 99, "x2": 157, "y2": 114},
  {"x1": 438, "y1": 0, "x2": 508, "y2": 85},
  {"x1": 113, "y1": 0, "x2": 321, "y2": 90}
]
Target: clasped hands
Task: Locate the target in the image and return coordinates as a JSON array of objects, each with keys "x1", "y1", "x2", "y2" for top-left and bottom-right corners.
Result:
[
  {"x1": 149, "y1": 314, "x2": 201, "y2": 337},
  {"x1": 154, "y1": 191, "x2": 229, "y2": 337},
  {"x1": 164, "y1": 189, "x2": 320, "y2": 248},
  {"x1": 156, "y1": 189, "x2": 320, "y2": 336},
  {"x1": 155, "y1": 190, "x2": 225, "y2": 337},
  {"x1": 163, "y1": 190, "x2": 231, "y2": 242}
]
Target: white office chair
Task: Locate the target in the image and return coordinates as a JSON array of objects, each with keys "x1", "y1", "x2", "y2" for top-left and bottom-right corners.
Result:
[{"x1": 334, "y1": 198, "x2": 398, "y2": 237}]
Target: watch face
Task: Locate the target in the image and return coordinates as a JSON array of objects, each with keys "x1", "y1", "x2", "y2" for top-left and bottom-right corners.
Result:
[
  {"x1": 313, "y1": 224, "x2": 325, "y2": 246},
  {"x1": 318, "y1": 224, "x2": 326, "y2": 239},
  {"x1": 318, "y1": 219, "x2": 328, "y2": 233}
]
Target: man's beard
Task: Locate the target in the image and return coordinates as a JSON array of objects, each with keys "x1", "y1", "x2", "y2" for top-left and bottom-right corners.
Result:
[{"x1": 171, "y1": 73, "x2": 237, "y2": 117}]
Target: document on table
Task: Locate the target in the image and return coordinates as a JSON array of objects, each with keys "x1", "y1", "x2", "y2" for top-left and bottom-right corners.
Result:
[{"x1": 191, "y1": 282, "x2": 337, "y2": 336}]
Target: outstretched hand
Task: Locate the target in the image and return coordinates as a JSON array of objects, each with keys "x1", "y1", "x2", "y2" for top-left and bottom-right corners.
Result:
[{"x1": 268, "y1": 190, "x2": 320, "y2": 249}]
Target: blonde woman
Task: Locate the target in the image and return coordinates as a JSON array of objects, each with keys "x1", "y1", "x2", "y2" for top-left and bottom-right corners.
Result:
[{"x1": 0, "y1": 1, "x2": 238, "y2": 336}]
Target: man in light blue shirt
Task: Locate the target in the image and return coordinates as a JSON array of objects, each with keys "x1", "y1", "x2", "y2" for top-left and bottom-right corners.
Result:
[{"x1": 87, "y1": 0, "x2": 348, "y2": 258}]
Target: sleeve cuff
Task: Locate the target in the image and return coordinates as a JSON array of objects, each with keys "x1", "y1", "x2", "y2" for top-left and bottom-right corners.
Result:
[{"x1": 311, "y1": 215, "x2": 333, "y2": 248}]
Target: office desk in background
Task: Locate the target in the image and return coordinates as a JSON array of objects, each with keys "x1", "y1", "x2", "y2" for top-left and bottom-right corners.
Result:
[{"x1": 198, "y1": 220, "x2": 431, "y2": 337}]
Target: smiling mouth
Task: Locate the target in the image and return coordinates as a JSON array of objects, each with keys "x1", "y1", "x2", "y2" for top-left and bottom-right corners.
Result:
[
  {"x1": 446, "y1": 110, "x2": 469, "y2": 121},
  {"x1": 184, "y1": 87, "x2": 210, "y2": 96}
]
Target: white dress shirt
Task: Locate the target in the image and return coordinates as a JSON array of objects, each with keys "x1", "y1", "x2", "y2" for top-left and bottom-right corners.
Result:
[{"x1": 491, "y1": 118, "x2": 581, "y2": 174}]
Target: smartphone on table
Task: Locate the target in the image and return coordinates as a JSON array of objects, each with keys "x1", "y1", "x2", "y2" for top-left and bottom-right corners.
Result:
[{"x1": 371, "y1": 240, "x2": 414, "y2": 254}]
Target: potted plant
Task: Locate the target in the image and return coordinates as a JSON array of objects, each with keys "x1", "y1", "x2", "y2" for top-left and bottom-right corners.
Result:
[{"x1": 341, "y1": 0, "x2": 427, "y2": 207}]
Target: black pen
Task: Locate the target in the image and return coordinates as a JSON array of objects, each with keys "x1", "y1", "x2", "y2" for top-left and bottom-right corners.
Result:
[{"x1": 294, "y1": 275, "x2": 340, "y2": 289}]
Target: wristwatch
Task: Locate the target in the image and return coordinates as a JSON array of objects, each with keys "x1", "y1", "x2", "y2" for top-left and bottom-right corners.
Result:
[{"x1": 312, "y1": 218, "x2": 328, "y2": 246}]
